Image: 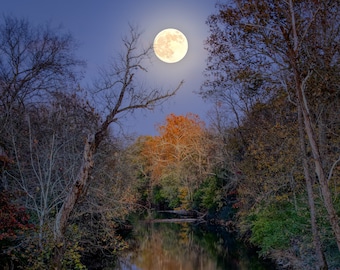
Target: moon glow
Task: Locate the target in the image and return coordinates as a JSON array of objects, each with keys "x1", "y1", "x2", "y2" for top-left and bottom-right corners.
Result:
[{"x1": 153, "y1": 28, "x2": 188, "y2": 63}]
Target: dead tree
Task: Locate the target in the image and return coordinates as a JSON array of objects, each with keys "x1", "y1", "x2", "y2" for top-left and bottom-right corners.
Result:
[{"x1": 52, "y1": 26, "x2": 182, "y2": 268}]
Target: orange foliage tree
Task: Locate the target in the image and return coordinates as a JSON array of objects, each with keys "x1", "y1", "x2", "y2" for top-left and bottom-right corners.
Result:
[{"x1": 142, "y1": 113, "x2": 209, "y2": 209}]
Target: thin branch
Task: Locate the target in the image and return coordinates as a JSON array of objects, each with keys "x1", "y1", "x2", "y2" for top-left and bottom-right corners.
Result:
[
  {"x1": 289, "y1": 0, "x2": 299, "y2": 52},
  {"x1": 301, "y1": 70, "x2": 313, "y2": 117},
  {"x1": 328, "y1": 155, "x2": 340, "y2": 182},
  {"x1": 298, "y1": 5, "x2": 322, "y2": 52},
  {"x1": 240, "y1": 23, "x2": 282, "y2": 36}
]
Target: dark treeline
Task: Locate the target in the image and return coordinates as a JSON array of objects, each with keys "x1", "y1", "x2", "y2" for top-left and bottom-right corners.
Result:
[{"x1": 199, "y1": 0, "x2": 340, "y2": 269}]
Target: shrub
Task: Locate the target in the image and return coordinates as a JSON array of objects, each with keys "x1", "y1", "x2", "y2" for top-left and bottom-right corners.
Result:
[{"x1": 249, "y1": 201, "x2": 308, "y2": 256}]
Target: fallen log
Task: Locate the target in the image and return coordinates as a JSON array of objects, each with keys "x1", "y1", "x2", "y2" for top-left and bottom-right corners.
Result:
[
  {"x1": 158, "y1": 210, "x2": 194, "y2": 216},
  {"x1": 145, "y1": 218, "x2": 199, "y2": 223}
]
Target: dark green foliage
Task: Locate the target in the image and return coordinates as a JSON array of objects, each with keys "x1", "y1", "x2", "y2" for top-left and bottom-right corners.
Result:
[
  {"x1": 249, "y1": 200, "x2": 309, "y2": 256},
  {"x1": 135, "y1": 173, "x2": 151, "y2": 205},
  {"x1": 151, "y1": 185, "x2": 172, "y2": 209},
  {"x1": 193, "y1": 175, "x2": 223, "y2": 211},
  {"x1": 193, "y1": 167, "x2": 237, "y2": 215}
]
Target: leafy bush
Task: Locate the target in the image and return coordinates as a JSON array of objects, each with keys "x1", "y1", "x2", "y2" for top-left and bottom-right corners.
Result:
[
  {"x1": 249, "y1": 201, "x2": 309, "y2": 256},
  {"x1": 193, "y1": 176, "x2": 223, "y2": 211},
  {"x1": 151, "y1": 185, "x2": 180, "y2": 209}
]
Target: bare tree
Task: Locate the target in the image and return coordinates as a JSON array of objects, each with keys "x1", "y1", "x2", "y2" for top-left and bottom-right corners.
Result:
[
  {"x1": 52, "y1": 26, "x2": 182, "y2": 267},
  {"x1": 0, "y1": 16, "x2": 181, "y2": 268},
  {"x1": 0, "y1": 16, "x2": 84, "y2": 126},
  {"x1": 4, "y1": 93, "x2": 98, "y2": 256},
  {"x1": 0, "y1": 15, "x2": 95, "y2": 268},
  {"x1": 0, "y1": 15, "x2": 84, "y2": 191}
]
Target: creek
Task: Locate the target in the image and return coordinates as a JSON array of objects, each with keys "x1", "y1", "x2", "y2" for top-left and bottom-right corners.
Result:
[{"x1": 114, "y1": 214, "x2": 276, "y2": 270}]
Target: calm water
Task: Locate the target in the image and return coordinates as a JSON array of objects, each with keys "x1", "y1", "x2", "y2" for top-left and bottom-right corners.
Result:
[{"x1": 115, "y1": 221, "x2": 276, "y2": 270}]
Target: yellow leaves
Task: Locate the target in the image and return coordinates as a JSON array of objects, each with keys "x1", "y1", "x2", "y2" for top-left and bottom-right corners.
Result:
[
  {"x1": 275, "y1": 194, "x2": 289, "y2": 202},
  {"x1": 177, "y1": 187, "x2": 190, "y2": 210},
  {"x1": 236, "y1": 95, "x2": 304, "y2": 212}
]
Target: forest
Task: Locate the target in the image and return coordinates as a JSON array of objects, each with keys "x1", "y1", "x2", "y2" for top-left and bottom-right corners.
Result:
[{"x1": 1, "y1": 1, "x2": 340, "y2": 269}]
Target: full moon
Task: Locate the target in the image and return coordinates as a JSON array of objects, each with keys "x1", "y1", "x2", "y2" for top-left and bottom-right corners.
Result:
[{"x1": 153, "y1": 28, "x2": 188, "y2": 63}]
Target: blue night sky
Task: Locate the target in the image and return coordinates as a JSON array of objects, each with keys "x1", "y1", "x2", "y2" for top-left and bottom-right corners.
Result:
[{"x1": 2, "y1": 0, "x2": 217, "y2": 135}]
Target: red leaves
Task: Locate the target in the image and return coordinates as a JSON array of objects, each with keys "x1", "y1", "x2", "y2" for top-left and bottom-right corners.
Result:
[{"x1": 0, "y1": 192, "x2": 33, "y2": 241}]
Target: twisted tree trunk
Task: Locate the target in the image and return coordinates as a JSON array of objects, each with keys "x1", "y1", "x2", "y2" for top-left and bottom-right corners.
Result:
[{"x1": 52, "y1": 134, "x2": 95, "y2": 269}]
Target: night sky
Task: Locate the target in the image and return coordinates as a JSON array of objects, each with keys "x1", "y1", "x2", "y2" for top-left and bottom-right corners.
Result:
[{"x1": 2, "y1": 0, "x2": 217, "y2": 135}]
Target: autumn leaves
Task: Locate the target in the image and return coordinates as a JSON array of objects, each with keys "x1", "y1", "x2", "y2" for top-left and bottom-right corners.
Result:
[{"x1": 140, "y1": 113, "x2": 210, "y2": 209}]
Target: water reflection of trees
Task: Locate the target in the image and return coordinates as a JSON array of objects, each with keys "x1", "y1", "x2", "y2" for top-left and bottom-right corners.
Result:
[
  {"x1": 119, "y1": 222, "x2": 219, "y2": 270},
  {"x1": 117, "y1": 221, "x2": 273, "y2": 270}
]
